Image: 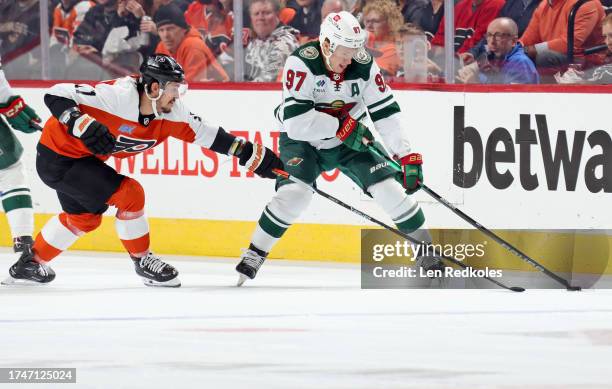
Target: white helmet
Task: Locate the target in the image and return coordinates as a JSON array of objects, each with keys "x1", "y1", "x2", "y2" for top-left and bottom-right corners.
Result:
[{"x1": 319, "y1": 11, "x2": 367, "y2": 66}]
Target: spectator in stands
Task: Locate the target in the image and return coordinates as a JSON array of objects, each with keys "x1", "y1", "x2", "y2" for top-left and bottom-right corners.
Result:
[
  {"x1": 73, "y1": 0, "x2": 131, "y2": 58},
  {"x1": 102, "y1": 0, "x2": 158, "y2": 72},
  {"x1": 184, "y1": 0, "x2": 234, "y2": 58},
  {"x1": 0, "y1": 21, "x2": 31, "y2": 55},
  {"x1": 283, "y1": 0, "x2": 323, "y2": 41},
  {"x1": 351, "y1": 0, "x2": 365, "y2": 21},
  {"x1": 51, "y1": 0, "x2": 94, "y2": 47},
  {"x1": 456, "y1": 17, "x2": 539, "y2": 83},
  {"x1": 152, "y1": 0, "x2": 191, "y2": 12},
  {"x1": 321, "y1": 0, "x2": 349, "y2": 18},
  {"x1": 495, "y1": 0, "x2": 540, "y2": 38},
  {"x1": 154, "y1": 3, "x2": 230, "y2": 81},
  {"x1": 123, "y1": 0, "x2": 159, "y2": 58},
  {"x1": 430, "y1": 0, "x2": 504, "y2": 56},
  {"x1": 280, "y1": 0, "x2": 344, "y2": 43},
  {"x1": 520, "y1": 0, "x2": 606, "y2": 71},
  {"x1": 461, "y1": 0, "x2": 541, "y2": 65},
  {"x1": 395, "y1": 23, "x2": 442, "y2": 82},
  {"x1": 556, "y1": 13, "x2": 612, "y2": 84},
  {"x1": 363, "y1": 0, "x2": 404, "y2": 77},
  {"x1": 140, "y1": 7, "x2": 159, "y2": 43},
  {"x1": 401, "y1": 0, "x2": 444, "y2": 39},
  {"x1": 69, "y1": 0, "x2": 156, "y2": 78},
  {"x1": 70, "y1": 0, "x2": 132, "y2": 79},
  {"x1": 0, "y1": 0, "x2": 41, "y2": 78},
  {"x1": 244, "y1": 0, "x2": 299, "y2": 81}
]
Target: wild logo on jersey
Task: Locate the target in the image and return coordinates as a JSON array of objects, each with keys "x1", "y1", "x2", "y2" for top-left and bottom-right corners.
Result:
[
  {"x1": 298, "y1": 46, "x2": 319, "y2": 60},
  {"x1": 286, "y1": 157, "x2": 304, "y2": 166},
  {"x1": 112, "y1": 135, "x2": 157, "y2": 154},
  {"x1": 314, "y1": 100, "x2": 356, "y2": 118}
]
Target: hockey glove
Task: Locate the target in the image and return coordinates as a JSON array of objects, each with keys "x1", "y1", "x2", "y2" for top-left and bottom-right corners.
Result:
[
  {"x1": 69, "y1": 113, "x2": 116, "y2": 155},
  {"x1": 0, "y1": 95, "x2": 42, "y2": 133},
  {"x1": 400, "y1": 153, "x2": 423, "y2": 194},
  {"x1": 237, "y1": 141, "x2": 283, "y2": 179},
  {"x1": 336, "y1": 114, "x2": 373, "y2": 152}
]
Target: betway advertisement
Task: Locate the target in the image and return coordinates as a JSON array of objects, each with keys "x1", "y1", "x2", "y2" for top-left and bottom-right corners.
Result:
[{"x1": 14, "y1": 86, "x2": 611, "y2": 230}]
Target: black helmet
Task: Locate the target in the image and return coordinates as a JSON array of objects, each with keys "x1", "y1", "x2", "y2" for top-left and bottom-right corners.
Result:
[{"x1": 139, "y1": 54, "x2": 185, "y2": 89}]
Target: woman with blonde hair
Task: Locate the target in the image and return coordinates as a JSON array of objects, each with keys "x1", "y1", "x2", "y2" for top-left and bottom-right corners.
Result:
[{"x1": 363, "y1": 0, "x2": 404, "y2": 76}]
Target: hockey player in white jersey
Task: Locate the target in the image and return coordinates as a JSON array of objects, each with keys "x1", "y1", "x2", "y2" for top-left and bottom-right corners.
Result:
[
  {"x1": 235, "y1": 11, "x2": 442, "y2": 285},
  {"x1": 0, "y1": 55, "x2": 41, "y2": 256}
]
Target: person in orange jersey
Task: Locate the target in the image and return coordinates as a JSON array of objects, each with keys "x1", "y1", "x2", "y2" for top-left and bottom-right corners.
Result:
[
  {"x1": 363, "y1": 0, "x2": 404, "y2": 77},
  {"x1": 3, "y1": 54, "x2": 282, "y2": 287},
  {"x1": 184, "y1": 0, "x2": 234, "y2": 57},
  {"x1": 51, "y1": 0, "x2": 94, "y2": 46},
  {"x1": 154, "y1": 3, "x2": 229, "y2": 81},
  {"x1": 520, "y1": 0, "x2": 605, "y2": 71}
]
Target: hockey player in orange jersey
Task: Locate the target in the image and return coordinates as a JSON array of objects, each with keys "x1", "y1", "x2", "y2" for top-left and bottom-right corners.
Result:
[{"x1": 3, "y1": 54, "x2": 283, "y2": 287}]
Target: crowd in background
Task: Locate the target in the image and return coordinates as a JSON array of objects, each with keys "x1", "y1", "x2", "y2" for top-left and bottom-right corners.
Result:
[{"x1": 0, "y1": 0, "x2": 610, "y2": 84}]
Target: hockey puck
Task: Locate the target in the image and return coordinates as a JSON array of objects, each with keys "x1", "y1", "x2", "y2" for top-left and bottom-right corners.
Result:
[
  {"x1": 509, "y1": 286, "x2": 525, "y2": 292},
  {"x1": 566, "y1": 286, "x2": 582, "y2": 291}
]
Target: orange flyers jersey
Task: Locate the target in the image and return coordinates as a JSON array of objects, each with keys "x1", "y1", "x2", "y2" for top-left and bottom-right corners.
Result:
[
  {"x1": 52, "y1": 1, "x2": 94, "y2": 38},
  {"x1": 40, "y1": 77, "x2": 221, "y2": 161}
]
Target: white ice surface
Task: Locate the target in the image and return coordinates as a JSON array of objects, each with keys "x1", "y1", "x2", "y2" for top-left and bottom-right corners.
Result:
[{"x1": 1, "y1": 250, "x2": 612, "y2": 389}]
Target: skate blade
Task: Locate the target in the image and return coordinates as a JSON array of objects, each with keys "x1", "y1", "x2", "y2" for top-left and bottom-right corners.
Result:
[
  {"x1": 1, "y1": 276, "x2": 48, "y2": 286},
  {"x1": 236, "y1": 274, "x2": 248, "y2": 287},
  {"x1": 141, "y1": 277, "x2": 181, "y2": 288}
]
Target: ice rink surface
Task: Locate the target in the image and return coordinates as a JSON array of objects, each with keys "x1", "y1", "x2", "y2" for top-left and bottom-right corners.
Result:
[{"x1": 1, "y1": 250, "x2": 612, "y2": 389}]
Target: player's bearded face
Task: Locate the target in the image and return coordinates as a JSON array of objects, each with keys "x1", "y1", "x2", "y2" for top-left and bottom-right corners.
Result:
[
  {"x1": 329, "y1": 45, "x2": 358, "y2": 73},
  {"x1": 158, "y1": 81, "x2": 187, "y2": 113}
]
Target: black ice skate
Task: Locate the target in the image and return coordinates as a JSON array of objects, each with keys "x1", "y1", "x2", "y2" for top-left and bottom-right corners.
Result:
[
  {"x1": 13, "y1": 236, "x2": 34, "y2": 253},
  {"x1": 236, "y1": 248, "x2": 266, "y2": 286},
  {"x1": 132, "y1": 252, "x2": 181, "y2": 287},
  {"x1": 2, "y1": 245, "x2": 56, "y2": 285},
  {"x1": 416, "y1": 254, "x2": 447, "y2": 287}
]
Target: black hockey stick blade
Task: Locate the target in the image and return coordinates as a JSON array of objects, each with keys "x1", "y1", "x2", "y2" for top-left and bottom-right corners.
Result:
[{"x1": 366, "y1": 144, "x2": 581, "y2": 291}]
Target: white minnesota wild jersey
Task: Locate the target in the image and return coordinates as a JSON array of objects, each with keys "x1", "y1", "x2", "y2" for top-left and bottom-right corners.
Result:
[{"x1": 275, "y1": 41, "x2": 412, "y2": 156}]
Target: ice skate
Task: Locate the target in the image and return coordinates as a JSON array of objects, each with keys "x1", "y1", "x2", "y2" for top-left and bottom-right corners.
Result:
[
  {"x1": 416, "y1": 254, "x2": 448, "y2": 287},
  {"x1": 132, "y1": 252, "x2": 181, "y2": 287},
  {"x1": 236, "y1": 248, "x2": 266, "y2": 286},
  {"x1": 2, "y1": 245, "x2": 55, "y2": 285},
  {"x1": 13, "y1": 236, "x2": 34, "y2": 253}
]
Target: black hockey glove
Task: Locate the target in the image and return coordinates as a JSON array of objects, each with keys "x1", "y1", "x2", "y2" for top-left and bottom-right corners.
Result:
[
  {"x1": 67, "y1": 113, "x2": 116, "y2": 155},
  {"x1": 237, "y1": 141, "x2": 283, "y2": 179}
]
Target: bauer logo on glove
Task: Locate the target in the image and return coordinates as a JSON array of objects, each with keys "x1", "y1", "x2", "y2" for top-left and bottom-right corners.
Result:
[{"x1": 336, "y1": 114, "x2": 374, "y2": 152}]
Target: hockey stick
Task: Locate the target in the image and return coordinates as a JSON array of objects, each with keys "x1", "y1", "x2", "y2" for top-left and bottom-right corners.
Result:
[
  {"x1": 30, "y1": 120, "x2": 42, "y2": 132},
  {"x1": 272, "y1": 168, "x2": 525, "y2": 292},
  {"x1": 366, "y1": 144, "x2": 581, "y2": 291}
]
